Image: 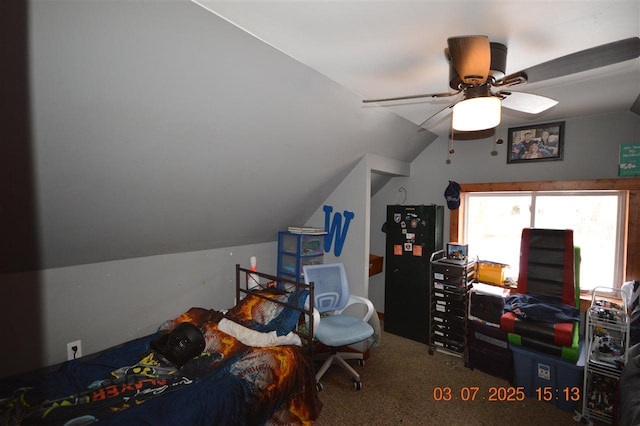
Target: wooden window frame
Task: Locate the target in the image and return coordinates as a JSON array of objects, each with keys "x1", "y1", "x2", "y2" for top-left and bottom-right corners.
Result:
[{"x1": 449, "y1": 179, "x2": 640, "y2": 306}]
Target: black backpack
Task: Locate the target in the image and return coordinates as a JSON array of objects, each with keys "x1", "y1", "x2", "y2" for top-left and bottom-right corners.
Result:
[{"x1": 151, "y1": 322, "x2": 205, "y2": 368}]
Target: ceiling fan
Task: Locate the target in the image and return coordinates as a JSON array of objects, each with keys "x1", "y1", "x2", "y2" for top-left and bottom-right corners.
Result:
[{"x1": 363, "y1": 35, "x2": 640, "y2": 132}]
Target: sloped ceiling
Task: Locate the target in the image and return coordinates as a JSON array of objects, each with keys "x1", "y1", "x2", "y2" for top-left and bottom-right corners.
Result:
[
  {"x1": 3, "y1": 1, "x2": 639, "y2": 274},
  {"x1": 199, "y1": 0, "x2": 640, "y2": 134},
  {"x1": 1, "y1": 0, "x2": 434, "y2": 273}
]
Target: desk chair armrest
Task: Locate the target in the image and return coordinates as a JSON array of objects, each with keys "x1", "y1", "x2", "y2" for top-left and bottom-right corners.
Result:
[
  {"x1": 304, "y1": 296, "x2": 321, "y2": 338},
  {"x1": 311, "y1": 308, "x2": 321, "y2": 337},
  {"x1": 338, "y1": 295, "x2": 375, "y2": 323}
]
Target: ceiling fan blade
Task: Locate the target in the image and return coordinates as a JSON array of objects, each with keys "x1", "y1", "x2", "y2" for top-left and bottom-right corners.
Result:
[
  {"x1": 362, "y1": 90, "x2": 460, "y2": 104},
  {"x1": 500, "y1": 91, "x2": 558, "y2": 114},
  {"x1": 447, "y1": 35, "x2": 491, "y2": 85},
  {"x1": 417, "y1": 98, "x2": 461, "y2": 129},
  {"x1": 502, "y1": 37, "x2": 640, "y2": 84}
]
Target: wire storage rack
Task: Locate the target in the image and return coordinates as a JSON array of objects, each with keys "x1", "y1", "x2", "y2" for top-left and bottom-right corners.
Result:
[{"x1": 580, "y1": 287, "x2": 630, "y2": 425}]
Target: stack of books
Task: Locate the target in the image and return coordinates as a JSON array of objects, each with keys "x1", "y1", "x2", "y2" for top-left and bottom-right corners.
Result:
[{"x1": 287, "y1": 226, "x2": 327, "y2": 235}]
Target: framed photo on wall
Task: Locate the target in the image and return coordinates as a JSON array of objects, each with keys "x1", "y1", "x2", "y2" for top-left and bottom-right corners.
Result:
[{"x1": 507, "y1": 121, "x2": 565, "y2": 164}]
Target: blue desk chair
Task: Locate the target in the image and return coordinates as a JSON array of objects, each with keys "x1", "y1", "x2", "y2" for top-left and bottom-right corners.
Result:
[{"x1": 304, "y1": 262, "x2": 375, "y2": 391}]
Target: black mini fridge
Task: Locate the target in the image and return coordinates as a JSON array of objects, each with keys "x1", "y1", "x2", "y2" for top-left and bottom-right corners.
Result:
[{"x1": 384, "y1": 205, "x2": 443, "y2": 344}]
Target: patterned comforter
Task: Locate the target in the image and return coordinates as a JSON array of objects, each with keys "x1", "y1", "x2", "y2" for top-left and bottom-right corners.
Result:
[{"x1": 0, "y1": 307, "x2": 321, "y2": 425}]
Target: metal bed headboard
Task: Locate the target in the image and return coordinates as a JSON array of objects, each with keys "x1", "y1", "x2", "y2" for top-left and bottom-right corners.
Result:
[{"x1": 235, "y1": 264, "x2": 315, "y2": 354}]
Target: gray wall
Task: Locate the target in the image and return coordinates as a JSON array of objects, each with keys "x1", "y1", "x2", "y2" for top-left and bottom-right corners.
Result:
[
  {"x1": 2, "y1": 0, "x2": 637, "y2": 377},
  {"x1": 0, "y1": 243, "x2": 276, "y2": 378},
  {"x1": 0, "y1": 152, "x2": 402, "y2": 377},
  {"x1": 2, "y1": 108, "x2": 636, "y2": 378},
  {"x1": 6, "y1": 0, "x2": 432, "y2": 273},
  {"x1": 1, "y1": 0, "x2": 433, "y2": 376},
  {"x1": 306, "y1": 154, "x2": 409, "y2": 301},
  {"x1": 368, "y1": 111, "x2": 640, "y2": 312}
]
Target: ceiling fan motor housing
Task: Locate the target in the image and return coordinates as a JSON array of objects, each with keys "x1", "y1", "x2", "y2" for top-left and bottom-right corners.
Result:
[
  {"x1": 448, "y1": 41, "x2": 507, "y2": 89},
  {"x1": 464, "y1": 84, "x2": 491, "y2": 99},
  {"x1": 489, "y1": 42, "x2": 507, "y2": 82}
]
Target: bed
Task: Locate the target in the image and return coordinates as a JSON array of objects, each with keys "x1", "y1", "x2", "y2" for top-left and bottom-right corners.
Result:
[{"x1": 0, "y1": 265, "x2": 322, "y2": 425}]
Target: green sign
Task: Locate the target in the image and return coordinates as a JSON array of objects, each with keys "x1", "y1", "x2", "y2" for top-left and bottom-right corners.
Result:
[{"x1": 619, "y1": 143, "x2": 640, "y2": 177}]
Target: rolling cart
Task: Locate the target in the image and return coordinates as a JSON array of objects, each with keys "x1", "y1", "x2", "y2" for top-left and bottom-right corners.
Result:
[{"x1": 428, "y1": 250, "x2": 476, "y2": 366}]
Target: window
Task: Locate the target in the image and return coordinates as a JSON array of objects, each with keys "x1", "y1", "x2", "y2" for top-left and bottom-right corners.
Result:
[
  {"x1": 464, "y1": 191, "x2": 625, "y2": 291},
  {"x1": 449, "y1": 179, "x2": 640, "y2": 305}
]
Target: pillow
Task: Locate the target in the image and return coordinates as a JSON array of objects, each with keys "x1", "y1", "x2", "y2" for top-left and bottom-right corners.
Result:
[
  {"x1": 225, "y1": 288, "x2": 309, "y2": 336},
  {"x1": 218, "y1": 318, "x2": 302, "y2": 347}
]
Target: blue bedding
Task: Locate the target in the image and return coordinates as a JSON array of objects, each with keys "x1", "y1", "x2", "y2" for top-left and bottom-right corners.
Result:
[
  {"x1": 0, "y1": 309, "x2": 321, "y2": 425},
  {"x1": 504, "y1": 293, "x2": 580, "y2": 323}
]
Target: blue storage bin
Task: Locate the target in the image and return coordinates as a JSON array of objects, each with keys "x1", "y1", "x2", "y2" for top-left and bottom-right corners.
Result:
[{"x1": 510, "y1": 343, "x2": 585, "y2": 412}]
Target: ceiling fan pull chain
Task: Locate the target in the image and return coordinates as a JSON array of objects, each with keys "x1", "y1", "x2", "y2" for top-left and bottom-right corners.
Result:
[{"x1": 446, "y1": 124, "x2": 455, "y2": 164}]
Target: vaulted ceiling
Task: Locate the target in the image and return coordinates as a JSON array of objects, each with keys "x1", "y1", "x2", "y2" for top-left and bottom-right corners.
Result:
[
  {"x1": 2, "y1": 0, "x2": 432, "y2": 273},
  {"x1": 198, "y1": 0, "x2": 640, "y2": 134},
  {"x1": 2, "y1": 0, "x2": 638, "y2": 274}
]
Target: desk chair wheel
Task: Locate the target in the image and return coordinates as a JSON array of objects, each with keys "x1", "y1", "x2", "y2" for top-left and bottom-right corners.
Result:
[
  {"x1": 353, "y1": 380, "x2": 363, "y2": 391},
  {"x1": 316, "y1": 382, "x2": 324, "y2": 392}
]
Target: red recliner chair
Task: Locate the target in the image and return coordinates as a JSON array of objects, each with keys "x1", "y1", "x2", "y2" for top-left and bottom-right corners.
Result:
[{"x1": 500, "y1": 228, "x2": 581, "y2": 361}]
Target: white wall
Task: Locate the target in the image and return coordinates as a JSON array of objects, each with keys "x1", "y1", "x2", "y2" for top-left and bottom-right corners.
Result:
[
  {"x1": 369, "y1": 111, "x2": 640, "y2": 312},
  {"x1": 0, "y1": 242, "x2": 275, "y2": 378}
]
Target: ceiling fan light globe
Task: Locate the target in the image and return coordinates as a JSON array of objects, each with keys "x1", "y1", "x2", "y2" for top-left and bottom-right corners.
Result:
[{"x1": 452, "y1": 97, "x2": 501, "y2": 131}]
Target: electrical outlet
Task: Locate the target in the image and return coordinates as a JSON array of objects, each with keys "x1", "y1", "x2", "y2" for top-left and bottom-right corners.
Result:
[{"x1": 67, "y1": 340, "x2": 82, "y2": 360}]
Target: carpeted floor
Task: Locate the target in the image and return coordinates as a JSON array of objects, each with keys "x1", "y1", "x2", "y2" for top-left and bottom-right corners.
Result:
[{"x1": 313, "y1": 327, "x2": 582, "y2": 425}]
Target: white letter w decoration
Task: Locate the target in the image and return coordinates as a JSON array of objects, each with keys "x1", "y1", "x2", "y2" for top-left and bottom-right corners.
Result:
[{"x1": 323, "y1": 205, "x2": 355, "y2": 256}]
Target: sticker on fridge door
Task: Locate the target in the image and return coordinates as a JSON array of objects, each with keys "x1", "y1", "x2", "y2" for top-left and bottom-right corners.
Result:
[
  {"x1": 404, "y1": 243, "x2": 413, "y2": 251},
  {"x1": 413, "y1": 245, "x2": 423, "y2": 256},
  {"x1": 394, "y1": 245, "x2": 403, "y2": 255},
  {"x1": 394, "y1": 213, "x2": 402, "y2": 223}
]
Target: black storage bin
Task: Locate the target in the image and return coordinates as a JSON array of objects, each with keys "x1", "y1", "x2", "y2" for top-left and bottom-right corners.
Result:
[
  {"x1": 468, "y1": 320, "x2": 513, "y2": 382},
  {"x1": 469, "y1": 290, "x2": 505, "y2": 325}
]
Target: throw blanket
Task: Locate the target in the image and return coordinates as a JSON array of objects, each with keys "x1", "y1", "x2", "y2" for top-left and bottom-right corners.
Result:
[{"x1": 504, "y1": 294, "x2": 579, "y2": 323}]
